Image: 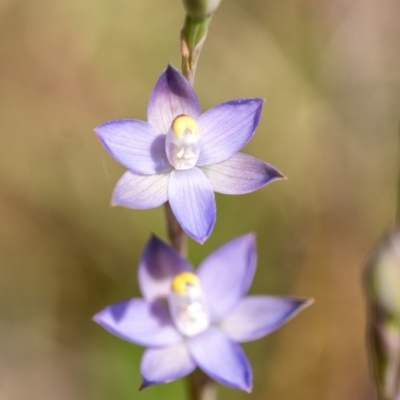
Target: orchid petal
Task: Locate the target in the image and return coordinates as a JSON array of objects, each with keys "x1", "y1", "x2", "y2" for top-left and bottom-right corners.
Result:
[
  {"x1": 138, "y1": 235, "x2": 193, "y2": 302},
  {"x1": 95, "y1": 120, "x2": 171, "y2": 174},
  {"x1": 147, "y1": 65, "x2": 201, "y2": 134},
  {"x1": 197, "y1": 98, "x2": 264, "y2": 166},
  {"x1": 93, "y1": 298, "x2": 182, "y2": 347},
  {"x1": 201, "y1": 153, "x2": 285, "y2": 194},
  {"x1": 168, "y1": 168, "x2": 216, "y2": 244},
  {"x1": 112, "y1": 171, "x2": 169, "y2": 209},
  {"x1": 188, "y1": 328, "x2": 252, "y2": 392},
  {"x1": 220, "y1": 296, "x2": 313, "y2": 343},
  {"x1": 197, "y1": 234, "x2": 256, "y2": 322},
  {"x1": 140, "y1": 343, "x2": 196, "y2": 389}
]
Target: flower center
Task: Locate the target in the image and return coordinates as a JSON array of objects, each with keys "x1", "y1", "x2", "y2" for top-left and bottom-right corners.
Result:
[
  {"x1": 166, "y1": 115, "x2": 200, "y2": 170},
  {"x1": 168, "y1": 272, "x2": 209, "y2": 337}
]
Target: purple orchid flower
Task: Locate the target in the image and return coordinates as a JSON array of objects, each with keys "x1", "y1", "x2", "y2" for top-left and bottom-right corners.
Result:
[
  {"x1": 93, "y1": 234, "x2": 312, "y2": 392},
  {"x1": 95, "y1": 65, "x2": 285, "y2": 243}
]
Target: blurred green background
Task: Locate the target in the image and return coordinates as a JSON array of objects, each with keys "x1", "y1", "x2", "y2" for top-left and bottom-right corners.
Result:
[{"x1": 1, "y1": 0, "x2": 399, "y2": 399}]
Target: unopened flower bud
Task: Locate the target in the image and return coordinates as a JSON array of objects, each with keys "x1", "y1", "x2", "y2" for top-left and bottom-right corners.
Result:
[
  {"x1": 364, "y1": 228, "x2": 400, "y2": 400},
  {"x1": 182, "y1": 0, "x2": 221, "y2": 18}
]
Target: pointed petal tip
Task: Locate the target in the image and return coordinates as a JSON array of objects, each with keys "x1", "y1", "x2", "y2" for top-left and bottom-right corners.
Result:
[
  {"x1": 256, "y1": 97, "x2": 266, "y2": 105},
  {"x1": 91, "y1": 309, "x2": 108, "y2": 326},
  {"x1": 139, "y1": 379, "x2": 153, "y2": 391},
  {"x1": 91, "y1": 310, "x2": 108, "y2": 328},
  {"x1": 247, "y1": 232, "x2": 257, "y2": 248},
  {"x1": 149, "y1": 232, "x2": 160, "y2": 241},
  {"x1": 233, "y1": 375, "x2": 253, "y2": 393},
  {"x1": 196, "y1": 221, "x2": 215, "y2": 244},
  {"x1": 190, "y1": 228, "x2": 213, "y2": 245},
  {"x1": 164, "y1": 63, "x2": 183, "y2": 82},
  {"x1": 91, "y1": 311, "x2": 113, "y2": 328},
  {"x1": 93, "y1": 120, "x2": 118, "y2": 137},
  {"x1": 233, "y1": 232, "x2": 257, "y2": 251},
  {"x1": 290, "y1": 297, "x2": 314, "y2": 317},
  {"x1": 146, "y1": 233, "x2": 167, "y2": 249},
  {"x1": 225, "y1": 379, "x2": 253, "y2": 392},
  {"x1": 232, "y1": 233, "x2": 257, "y2": 254},
  {"x1": 255, "y1": 98, "x2": 265, "y2": 117},
  {"x1": 187, "y1": 233, "x2": 207, "y2": 245},
  {"x1": 243, "y1": 232, "x2": 256, "y2": 242},
  {"x1": 139, "y1": 379, "x2": 151, "y2": 391},
  {"x1": 166, "y1": 63, "x2": 176, "y2": 71},
  {"x1": 93, "y1": 121, "x2": 114, "y2": 135},
  {"x1": 93, "y1": 123, "x2": 108, "y2": 136},
  {"x1": 244, "y1": 383, "x2": 253, "y2": 393},
  {"x1": 272, "y1": 167, "x2": 287, "y2": 180},
  {"x1": 302, "y1": 297, "x2": 315, "y2": 308},
  {"x1": 268, "y1": 167, "x2": 287, "y2": 182}
]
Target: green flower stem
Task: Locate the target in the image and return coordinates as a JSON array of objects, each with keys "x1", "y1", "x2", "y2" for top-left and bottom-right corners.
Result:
[
  {"x1": 164, "y1": 202, "x2": 186, "y2": 257},
  {"x1": 187, "y1": 369, "x2": 217, "y2": 400}
]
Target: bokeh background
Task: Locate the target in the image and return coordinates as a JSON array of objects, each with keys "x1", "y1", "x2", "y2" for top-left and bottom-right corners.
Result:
[{"x1": 1, "y1": 0, "x2": 400, "y2": 399}]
